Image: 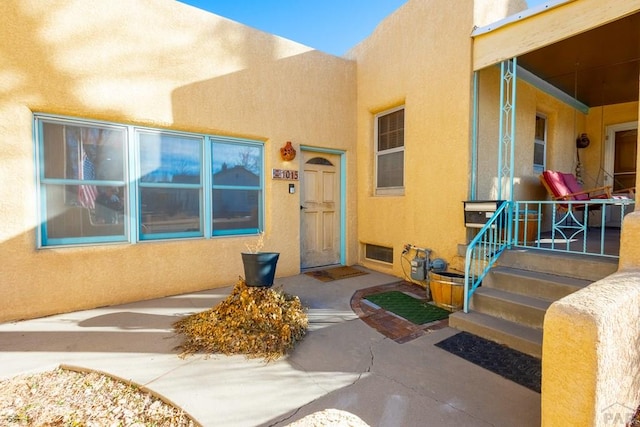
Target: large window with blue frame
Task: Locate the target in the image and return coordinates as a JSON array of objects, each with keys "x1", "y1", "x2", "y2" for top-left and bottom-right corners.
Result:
[
  {"x1": 35, "y1": 115, "x2": 264, "y2": 247},
  {"x1": 37, "y1": 118, "x2": 128, "y2": 246},
  {"x1": 138, "y1": 131, "x2": 203, "y2": 240},
  {"x1": 211, "y1": 140, "x2": 262, "y2": 236}
]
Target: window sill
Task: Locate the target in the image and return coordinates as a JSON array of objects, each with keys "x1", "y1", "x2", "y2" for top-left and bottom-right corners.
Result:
[{"x1": 375, "y1": 188, "x2": 405, "y2": 197}]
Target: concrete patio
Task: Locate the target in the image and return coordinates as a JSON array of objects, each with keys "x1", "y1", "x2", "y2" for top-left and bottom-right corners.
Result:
[{"x1": 0, "y1": 268, "x2": 540, "y2": 426}]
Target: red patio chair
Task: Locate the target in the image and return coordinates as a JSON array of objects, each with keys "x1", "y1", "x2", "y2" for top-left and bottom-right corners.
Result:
[{"x1": 539, "y1": 170, "x2": 612, "y2": 213}]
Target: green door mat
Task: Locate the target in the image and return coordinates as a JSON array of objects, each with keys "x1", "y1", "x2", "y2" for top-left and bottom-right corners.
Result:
[{"x1": 364, "y1": 291, "x2": 450, "y2": 324}]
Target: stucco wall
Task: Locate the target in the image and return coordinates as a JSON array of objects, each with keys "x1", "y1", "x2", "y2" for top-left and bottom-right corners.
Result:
[
  {"x1": 541, "y1": 269, "x2": 640, "y2": 426},
  {"x1": 476, "y1": 67, "x2": 587, "y2": 202},
  {"x1": 470, "y1": 2, "x2": 640, "y2": 425},
  {"x1": 349, "y1": 0, "x2": 490, "y2": 275},
  {"x1": 474, "y1": 0, "x2": 528, "y2": 28},
  {"x1": 541, "y1": 101, "x2": 640, "y2": 427},
  {"x1": 0, "y1": 0, "x2": 357, "y2": 321},
  {"x1": 475, "y1": 67, "x2": 638, "y2": 227},
  {"x1": 542, "y1": 213, "x2": 640, "y2": 427}
]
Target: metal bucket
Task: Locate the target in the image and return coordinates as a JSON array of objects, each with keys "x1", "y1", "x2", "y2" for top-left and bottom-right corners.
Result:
[{"x1": 429, "y1": 271, "x2": 464, "y2": 311}]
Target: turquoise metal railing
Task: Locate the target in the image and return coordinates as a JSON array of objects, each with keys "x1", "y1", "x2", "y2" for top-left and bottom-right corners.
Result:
[
  {"x1": 463, "y1": 198, "x2": 635, "y2": 312},
  {"x1": 497, "y1": 59, "x2": 517, "y2": 201},
  {"x1": 463, "y1": 201, "x2": 512, "y2": 313},
  {"x1": 511, "y1": 199, "x2": 635, "y2": 258}
]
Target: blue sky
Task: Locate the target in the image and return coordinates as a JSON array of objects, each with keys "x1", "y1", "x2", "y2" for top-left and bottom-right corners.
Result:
[{"x1": 179, "y1": 0, "x2": 549, "y2": 56}]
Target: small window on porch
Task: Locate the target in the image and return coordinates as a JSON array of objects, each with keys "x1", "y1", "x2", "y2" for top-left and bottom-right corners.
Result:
[{"x1": 533, "y1": 113, "x2": 547, "y2": 174}]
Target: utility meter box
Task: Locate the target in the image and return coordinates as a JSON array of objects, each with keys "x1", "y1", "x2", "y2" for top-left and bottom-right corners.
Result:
[{"x1": 410, "y1": 255, "x2": 426, "y2": 281}]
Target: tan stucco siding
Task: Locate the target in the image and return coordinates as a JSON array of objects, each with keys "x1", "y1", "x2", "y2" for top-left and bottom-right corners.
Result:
[
  {"x1": 540, "y1": 76, "x2": 640, "y2": 427},
  {"x1": 0, "y1": 0, "x2": 356, "y2": 321},
  {"x1": 476, "y1": 69, "x2": 580, "y2": 201},
  {"x1": 542, "y1": 267, "x2": 640, "y2": 426},
  {"x1": 473, "y1": 0, "x2": 528, "y2": 29},
  {"x1": 476, "y1": 65, "x2": 638, "y2": 203},
  {"x1": 349, "y1": 0, "x2": 477, "y2": 273}
]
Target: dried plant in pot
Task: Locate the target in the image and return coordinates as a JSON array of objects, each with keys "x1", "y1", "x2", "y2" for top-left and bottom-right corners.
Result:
[{"x1": 242, "y1": 232, "x2": 280, "y2": 288}]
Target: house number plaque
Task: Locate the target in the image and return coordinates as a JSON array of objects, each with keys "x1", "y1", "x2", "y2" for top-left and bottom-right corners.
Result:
[{"x1": 272, "y1": 168, "x2": 299, "y2": 181}]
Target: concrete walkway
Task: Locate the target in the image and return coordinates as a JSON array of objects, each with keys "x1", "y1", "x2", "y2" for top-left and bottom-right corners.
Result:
[{"x1": 0, "y1": 268, "x2": 540, "y2": 426}]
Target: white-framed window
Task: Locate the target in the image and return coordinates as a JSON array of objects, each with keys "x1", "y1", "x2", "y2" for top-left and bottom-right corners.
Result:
[
  {"x1": 35, "y1": 114, "x2": 264, "y2": 247},
  {"x1": 533, "y1": 113, "x2": 547, "y2": 174},
  {"x1": 375, "y1": 106, "x2": 404, "y2": 195}
]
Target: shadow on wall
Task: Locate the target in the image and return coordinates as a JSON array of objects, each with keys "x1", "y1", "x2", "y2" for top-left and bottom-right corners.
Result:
[
  {"x1": 170, "y1": 42, "x2": 354, "y2": 140},
  {"x1": 2, "y1": 2, "x2": 358, "y2": 324}
]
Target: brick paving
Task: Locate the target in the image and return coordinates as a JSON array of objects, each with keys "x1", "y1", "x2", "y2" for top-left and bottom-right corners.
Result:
[{"x1": 350, "y1": 280, "x2": 450, "y2": 344}]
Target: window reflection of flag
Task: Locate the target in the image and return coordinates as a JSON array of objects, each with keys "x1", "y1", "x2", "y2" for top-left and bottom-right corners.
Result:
[{"x1": 78, "y1": 145, "x2": 97, "y2": 209}]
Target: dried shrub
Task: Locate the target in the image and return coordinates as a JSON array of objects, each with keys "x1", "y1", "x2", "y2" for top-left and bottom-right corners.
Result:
[{"x1": 174, "y1": 278, "x2": 308, "y2": 361}]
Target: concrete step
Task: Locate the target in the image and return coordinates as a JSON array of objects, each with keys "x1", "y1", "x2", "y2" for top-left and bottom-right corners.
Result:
[
  {"x1": 448, "y1": 310, "x2": 543, "y2": 358},
  {"x1": 484, "y1": 266, "x2": 592, "y2": 301},
  {"x1": 469, "y1": 287, "x2": 550, "y2": 329},
  {"x1": 497, "y1": 248, "x2": 617, "y2": 282},
  {"x1": 451, "y1": 245, "x2": 614, "y2": 358}
]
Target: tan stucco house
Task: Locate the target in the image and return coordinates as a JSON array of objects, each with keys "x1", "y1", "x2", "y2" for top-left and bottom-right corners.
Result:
[{"x1": 3, "y1": 0, "x2": 640, "y2": 424}]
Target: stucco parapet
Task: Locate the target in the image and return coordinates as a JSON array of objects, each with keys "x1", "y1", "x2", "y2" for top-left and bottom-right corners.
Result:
[
  {"x1": 550, "y1": 270, "x2": 640, "y2": 318},
  {"x1": 543, "y1": 269, "x2": 640, "y2": 426},
  {"x1": 619, "y1": 212, "x2": 640, "y2": 270}
]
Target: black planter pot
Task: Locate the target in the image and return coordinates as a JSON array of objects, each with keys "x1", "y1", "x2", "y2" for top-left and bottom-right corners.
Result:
[{"x1": 241, "y1": 252, "x2": 280, "y2": 288}]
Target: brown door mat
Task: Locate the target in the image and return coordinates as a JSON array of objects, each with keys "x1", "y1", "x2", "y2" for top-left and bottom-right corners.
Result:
[{"x1": 305, "y1": 266, "x2": 368, "y2": 282}]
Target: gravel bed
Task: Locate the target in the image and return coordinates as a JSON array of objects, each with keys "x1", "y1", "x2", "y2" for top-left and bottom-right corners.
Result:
[{"x1": 0, "y1": 367, "x2": 197, "y2": 426}]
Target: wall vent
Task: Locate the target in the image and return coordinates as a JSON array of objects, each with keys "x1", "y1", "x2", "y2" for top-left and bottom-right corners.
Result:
[{"x1": 365, "y1": 244, "x2": 393, "y2": 264}]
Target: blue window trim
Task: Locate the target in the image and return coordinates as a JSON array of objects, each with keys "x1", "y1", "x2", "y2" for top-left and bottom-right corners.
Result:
[
  {"x1": 213, "y1": 228, "x2": 261, "y2": 237},
  {"x1": 34, "y1": 114, "x2": 265, "y2": 247},
  {"x1": 210, "y1": 136, "x2": 265, "y2": 237},
  {"x1": 35, "y1": 116, "x2": 129, "y2": 247},
  {"x1": 136, "y1": 129, "x2": 205, "y2": 241}
]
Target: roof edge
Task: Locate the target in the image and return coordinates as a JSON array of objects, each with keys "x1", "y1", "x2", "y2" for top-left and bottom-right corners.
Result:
[{"x1": 472, "y1": 0, "x2": 575, "y2": 36}]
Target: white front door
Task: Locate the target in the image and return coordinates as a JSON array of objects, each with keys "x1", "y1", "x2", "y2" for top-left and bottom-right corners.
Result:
[{"x1": 300, "y1": 151, "x2": 341, "y2": 269}]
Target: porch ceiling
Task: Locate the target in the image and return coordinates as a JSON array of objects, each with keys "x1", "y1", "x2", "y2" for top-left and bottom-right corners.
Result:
[{"x1": 517, "y1": 12, "x2": 640, "y2": 108}]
